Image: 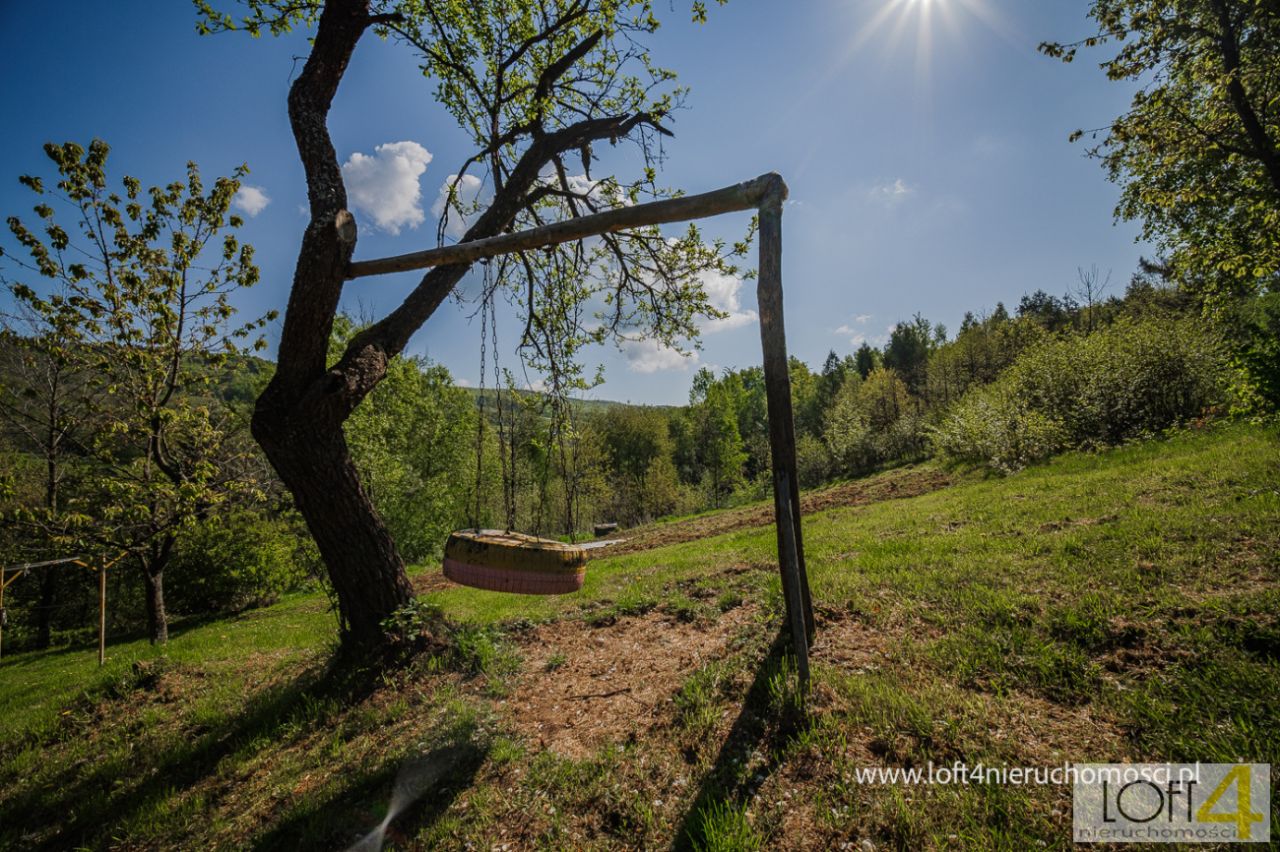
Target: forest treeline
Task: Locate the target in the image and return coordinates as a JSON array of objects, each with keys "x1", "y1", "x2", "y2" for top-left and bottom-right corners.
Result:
[{"x1": 3, "y1": 249, "x2": 1271, "y2": 652}]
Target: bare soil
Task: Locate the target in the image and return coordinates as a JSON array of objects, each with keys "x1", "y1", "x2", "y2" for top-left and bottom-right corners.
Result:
[{"x1": 500, "y1": 604, "x2": 759, "y2": 759}]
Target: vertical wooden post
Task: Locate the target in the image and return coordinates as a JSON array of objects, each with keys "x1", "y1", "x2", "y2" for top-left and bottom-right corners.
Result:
[
  {"x1": 756, "y1": 177, "x2": 813, "y2": 687},
  {"x1": 0, "y1": 568, "x2": 6, "y2": 662},
  {"x1": 98, "y1": 559, "x2": 107, "y2": 667}
]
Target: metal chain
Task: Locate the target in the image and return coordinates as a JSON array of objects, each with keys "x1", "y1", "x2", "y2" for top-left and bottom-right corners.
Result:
[{"x1": 471, "y1": 289, "x2": 488, "y2": 531}]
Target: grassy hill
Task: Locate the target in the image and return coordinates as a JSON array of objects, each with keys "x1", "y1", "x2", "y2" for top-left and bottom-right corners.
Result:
[{"x1": 2, "y1": 423, "x2": 1277, "y2": 849}]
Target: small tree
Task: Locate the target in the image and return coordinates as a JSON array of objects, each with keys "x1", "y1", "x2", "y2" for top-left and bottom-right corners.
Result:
[
  {"x1": 883, "y1": 313, "x2": 941, "y2": 398},
  {"x1": 853, "y1": 342, "x2": 879, "y2": 380},
  {"x1": 598, "y1": 404, "x2": 677, "y2": 525},
  {"x1": 3, "y1": 140, "x2": 271, "y2": 643},
  {"x1": 699, "y1": 382, "x2": 746, "y2": 508},
  {"x1": 1073, "y1": 265, "x2": 1112, "y2": 333},
  {"x1": 0, "y1": 289, "x2": 103, "y2": 647}
]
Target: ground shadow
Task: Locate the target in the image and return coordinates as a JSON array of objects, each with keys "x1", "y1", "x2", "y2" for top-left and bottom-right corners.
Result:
[
  {"x1": 671, "y1": 627, "x2": 811, "y2": 851},
  {"x1": 256, "y1": 742, "x2": 489, "y2": 851},
  {"x1": 0, "y1": 649, "x2": 415, "y2": 851}
]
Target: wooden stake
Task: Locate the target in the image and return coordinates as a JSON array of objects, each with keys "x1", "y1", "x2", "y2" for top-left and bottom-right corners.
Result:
[
  {"x1": 756, "y1": 180, "x2": 812, "y2": 687},
  {"x1": 98, "y1": 560, "x2": 106, "y2": 667}
]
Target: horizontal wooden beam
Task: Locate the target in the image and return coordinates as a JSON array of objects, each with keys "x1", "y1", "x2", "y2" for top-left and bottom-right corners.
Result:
[
  {"x1": 347, "y1": 172, "x2": 787, "y2": 279},
  {"x1": 2, "y1": 556, "x2": 84, "y2": 572}
]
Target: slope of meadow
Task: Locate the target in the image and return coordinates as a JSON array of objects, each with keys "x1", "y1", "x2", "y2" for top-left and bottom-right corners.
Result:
[{"x1": 1, "y1": 423, "x2": 1277, "y2": 850}]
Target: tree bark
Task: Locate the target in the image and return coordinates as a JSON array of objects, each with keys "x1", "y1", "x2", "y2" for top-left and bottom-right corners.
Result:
[
  {"x1": 348, "y1": 174, "x2": 786, "y2": 279},
  {"x1": 253, "y1": 398, "x2": 413, "y2": 644},
  {"x1": 144, "y1": 566, "x2": 167, "y2": 645},
  {"x1": 250, "y1": 0, "x2": 416, "y2": 646},
  {"x1": 138, "y1": 534, "x2": 175, "y2": 644}
]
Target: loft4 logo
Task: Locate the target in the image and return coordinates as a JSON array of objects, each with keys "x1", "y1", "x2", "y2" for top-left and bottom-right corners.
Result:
[
  {"x1": 1195, "y1": 765, "x2": 1266, "y2": 840},
  {"x1": 1074, "y1": 763, "x2": 1272, "y2": 844}
]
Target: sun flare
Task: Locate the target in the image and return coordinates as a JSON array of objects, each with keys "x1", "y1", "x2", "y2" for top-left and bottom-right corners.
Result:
[{"x1": 839, "y1": 0, "x2": 1021, "y2": 85}]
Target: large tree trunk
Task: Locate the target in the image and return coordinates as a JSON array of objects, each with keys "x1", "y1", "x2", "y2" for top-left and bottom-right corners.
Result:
[
  {"x1": 246, "y1": 0, "x2": 416, "y2": 647},
  {"x1": 252, "y1": 401, "x2": 412, "y2": 644}
]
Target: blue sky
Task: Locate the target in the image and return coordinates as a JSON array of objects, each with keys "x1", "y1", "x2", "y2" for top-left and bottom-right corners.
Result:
[{"x1": 0, "y1": 1, "x2": 1144, "y2": 405}]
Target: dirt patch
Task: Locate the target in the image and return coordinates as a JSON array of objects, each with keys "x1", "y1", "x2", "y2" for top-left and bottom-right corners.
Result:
[
  {"x1": 410, "y1": 571, "x2": 456, "y2": 595},
  {"x1": 500, "y1": 605, "x2": 759, "y2": 759},
  {"x1": 601, "y1": 468, "x2": 952, "y2": 557}
]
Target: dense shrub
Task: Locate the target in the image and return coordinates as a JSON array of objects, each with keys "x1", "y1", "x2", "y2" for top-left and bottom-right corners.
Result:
[
  {"x1": 794, "y1": 433, "x2": 831, "y2": 488},
  {"x1": 166, "y1": 511, "x2": 320, "y2": 614},
  {"x1": 929, "y1": 383, "x2": 1070, "y2": 473},
  {"x1": 1227, "y1": 291, "x2": 1280, "y2": 415},
  {"x1": 932, "y1": 316, "x2": 1227, "y2": 471}
]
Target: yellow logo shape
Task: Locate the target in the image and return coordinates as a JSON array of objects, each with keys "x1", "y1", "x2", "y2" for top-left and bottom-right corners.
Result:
[{"x1": 1196, "y1": 764, "x2": 1265, "y2": 840}]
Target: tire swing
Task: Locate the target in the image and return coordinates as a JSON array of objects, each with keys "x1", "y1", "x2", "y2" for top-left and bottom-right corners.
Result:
[{"x1": 442, "y1": 283, "x2": 588, "y2": 595}]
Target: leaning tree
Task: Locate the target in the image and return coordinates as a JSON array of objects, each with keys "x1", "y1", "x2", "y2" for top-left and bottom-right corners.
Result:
[{"x1": 195, "y1": 0, "x2": 780, "y2": 646}]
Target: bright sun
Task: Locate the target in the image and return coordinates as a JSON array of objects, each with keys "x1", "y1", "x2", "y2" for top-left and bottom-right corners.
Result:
[{"x1": 843, "y1": 0, "x2": 1017, "y2": 80}]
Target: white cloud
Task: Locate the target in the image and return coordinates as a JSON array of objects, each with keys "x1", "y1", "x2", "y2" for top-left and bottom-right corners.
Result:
[
  {"x1": 341, "y1": 141, "x2": 433, "y2": 234},
  {"x1": 611, "y1": 269, "x2": 754, "y2": 374},
  {"x1": 868, "y1": 178, "x2": 914, "y2": 205},
  {"x1": 232, "y1": 185, "x2": 271, "y2": 217},
  {"x1": 698, "y1": 269, "x2": 757, "y2": 334},
  {"x1": 834, "y1": 314, "x2": 873, "y2": 338},
  {"x1": 430, "y1": 173, "x2": 486, "y2": 240},
  {"x1": 455, "y1": 377, "x2": 473, "y2": 388},
  {"x1": 621, "y1": 337, "x2": 699, "y2": 374},
  {"x1": 834, "y1": 326, "x2": 868, "y2": 346}
]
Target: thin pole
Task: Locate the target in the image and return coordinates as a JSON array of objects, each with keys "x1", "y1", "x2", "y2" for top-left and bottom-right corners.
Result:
[
  {"x1": 98, "y1": 560, "x2": 106, "y2": 667},
  {"x1": 756, "y1": 181, "x2": 811, "y2": 688},
  {"x1": 0, "y1": 568, "x2": 6, "y2": 661}
]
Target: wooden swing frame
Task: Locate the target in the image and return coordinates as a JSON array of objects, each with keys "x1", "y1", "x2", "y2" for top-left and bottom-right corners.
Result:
[{"x1": 349, "y1": 172, "x2": 816, "y2": 683}]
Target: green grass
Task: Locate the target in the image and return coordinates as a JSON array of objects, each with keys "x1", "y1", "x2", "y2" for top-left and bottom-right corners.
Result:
[{"x1": 2, "y1": 422, "x2": 1277, "y2": 849}]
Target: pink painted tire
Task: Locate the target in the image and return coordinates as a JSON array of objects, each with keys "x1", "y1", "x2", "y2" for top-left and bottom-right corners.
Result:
[{"x1": 441, "y1": 530, "x2": 587, "y2": 595}]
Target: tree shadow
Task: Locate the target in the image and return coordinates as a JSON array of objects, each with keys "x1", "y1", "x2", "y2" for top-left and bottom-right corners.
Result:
[
  {"x1": 257, "y1": 742, "x2": 489, "y2": 851},
  {"x1": 672, "y1": 628, "x2": 811, "y2": 851},
  {"x1": 0, "y1": 648, "x2": 473, "y2": 851}
]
